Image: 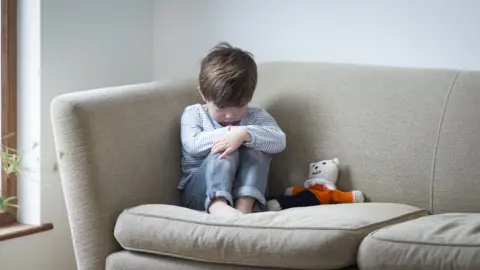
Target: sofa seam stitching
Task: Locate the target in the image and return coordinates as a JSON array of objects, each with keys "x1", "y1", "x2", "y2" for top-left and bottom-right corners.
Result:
[
  {"x1": 121, "y1": 208, "x2": 427, "y2": 231},
  {"x1": 368, "y1": 234, "x2": 480, "y2": 248},
  {"x1": 430, "y1": 71, "x2": 461, "y2": 214}
]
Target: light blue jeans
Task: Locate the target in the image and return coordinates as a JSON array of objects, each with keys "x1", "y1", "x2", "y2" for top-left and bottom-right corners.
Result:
[{"x1": 182, "y1": 147, "x2": 271, "y2": 212}]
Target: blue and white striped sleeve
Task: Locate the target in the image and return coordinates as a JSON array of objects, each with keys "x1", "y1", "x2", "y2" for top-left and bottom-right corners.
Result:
[
  {"x1": 180, "y1": 106, "x2": 228, "y2": 157},
  {"x1": 243, "y1": 109, "x2": 286, "y2": 154}
]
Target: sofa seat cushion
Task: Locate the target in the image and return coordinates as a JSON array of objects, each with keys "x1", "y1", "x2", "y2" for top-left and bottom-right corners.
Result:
[
  {"x1": 114, "y1": 202, "x2": 426, "y2": 270},
  {"x1": 358, "y1": 213, "x2": 480, "y2": 270}
]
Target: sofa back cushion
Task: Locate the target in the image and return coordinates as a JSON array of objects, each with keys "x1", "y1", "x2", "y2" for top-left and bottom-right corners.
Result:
[
  {"x1": 432, "y1": 71, "x2": 480, "y2": 213},
  {"x1": 251, "y1": 62, "x2": 479, "y2": 214}
]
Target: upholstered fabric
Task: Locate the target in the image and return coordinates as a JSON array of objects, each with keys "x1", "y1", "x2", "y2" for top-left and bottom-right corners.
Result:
[
  {"x1": 106, "y1": 251, "x2": 274, "y2": 270},
  {"x1": 106, "y1": 251, "x2": 361, "y2": 270},
  {"x1": 433, "y1": 71, "x2": 480, "y2": 214},
  {"x1": 251, "y1": 62, "x2": 460, "y2": 211},
  {"x1": 51, "y1": 80, "x2": 201, "y2": 270},
  {"x1": 357, "y1": 213, "x2": 480, "y2": 270},
  {"x1": 114, "y1": 203, "x2": 426, "y2": 270},
  {"x1": 51, "y1": 62, "x2": 480, "y2": 270}
]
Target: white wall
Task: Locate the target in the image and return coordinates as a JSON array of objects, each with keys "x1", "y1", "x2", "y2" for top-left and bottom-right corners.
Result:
[
  {"x1": 0, "y1": 1, "x2": 153, "y2": 269},
  {"x1": 153, "y1": 1, "x2": 218, "y2": 80},
  {"x1": 153, "y1": 0, "x2": 480, "y2": 81}
]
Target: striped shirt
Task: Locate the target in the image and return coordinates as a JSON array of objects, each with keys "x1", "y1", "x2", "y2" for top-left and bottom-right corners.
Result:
[{"x1": 178, "y1": 104, "x2": 286, "y2": 189}]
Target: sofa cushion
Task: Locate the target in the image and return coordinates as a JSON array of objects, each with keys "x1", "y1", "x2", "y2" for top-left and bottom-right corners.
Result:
[
  {"x1": 106, "y1": 251, "x2": 362, "y2": 270},
  {"x1": 106, "y1": 251, "x2": 276, "y2": 270},
  {"x1": 358, "y1": 213, "x2": 480, "y2": 270},
  {"x1": 114, "y1": 202, "x2": 426, "y2": 270}
]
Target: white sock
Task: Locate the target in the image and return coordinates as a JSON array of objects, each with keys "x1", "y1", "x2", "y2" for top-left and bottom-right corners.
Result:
[{"x1": 209, "y1": 200, "x2": 242, "y2": 217}]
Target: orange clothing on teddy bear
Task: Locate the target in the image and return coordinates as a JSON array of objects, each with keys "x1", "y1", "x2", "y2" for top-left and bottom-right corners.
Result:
[
  {"x1": 288, "y1": 181, "x2": 363, "y2": 204},
  {"x1": 266, "y1": 158, "x2": 364, "y2": 211}
]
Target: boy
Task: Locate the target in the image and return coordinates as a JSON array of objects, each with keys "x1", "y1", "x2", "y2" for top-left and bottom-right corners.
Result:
[{"x1": 179, "y1": 42, "x2": 286, "y2": 217}]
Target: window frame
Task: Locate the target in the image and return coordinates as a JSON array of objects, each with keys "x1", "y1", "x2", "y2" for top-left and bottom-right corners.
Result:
[
  {"x1": 1, "y1": 0, "x2": 17, "y2": 218},
  {"x1": 0, "y1": 0, "x2": 52, "y2": 238}
]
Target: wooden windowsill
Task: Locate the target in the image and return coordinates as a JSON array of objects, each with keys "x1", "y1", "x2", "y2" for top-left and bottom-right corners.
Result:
[{"x1": 0, "y1": 222, "x2": 53, "y2": 241}]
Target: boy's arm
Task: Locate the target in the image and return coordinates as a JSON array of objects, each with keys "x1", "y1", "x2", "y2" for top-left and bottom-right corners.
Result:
[
  {"x1": 243, "y1": 109, "x2": 286, "y2": 154},
  {"x1": 180, "y1": 107, "x2": 228, "y2": 157}
]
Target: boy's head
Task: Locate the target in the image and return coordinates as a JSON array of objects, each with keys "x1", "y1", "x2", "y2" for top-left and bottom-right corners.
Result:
[{"x1": 198, "y1": 42, "x2": 257, "y2": 124}]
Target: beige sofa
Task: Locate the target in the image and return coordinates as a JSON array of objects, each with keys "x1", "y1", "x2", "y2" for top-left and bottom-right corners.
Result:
[{"x1": 51, "y1": 62, "x2": 480, "y2": 270}]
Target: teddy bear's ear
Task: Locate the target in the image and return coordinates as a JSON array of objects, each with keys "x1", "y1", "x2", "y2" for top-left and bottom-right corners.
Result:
[{"x1": 333, "y1": 158, "x2": 340, "y2": 165}]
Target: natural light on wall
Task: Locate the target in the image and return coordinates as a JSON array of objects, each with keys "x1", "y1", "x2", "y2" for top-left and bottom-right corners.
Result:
[{"x1": 17, "y1": 0, "x2": 41, "y2": 225}]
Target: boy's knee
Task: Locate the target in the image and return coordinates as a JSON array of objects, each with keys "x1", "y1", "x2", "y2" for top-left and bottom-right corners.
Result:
[
  {"x1": 208, "y1": 151, "x2": 240, "y2": 166},
  {"x1": 240, "y1": 147, "x2": 271, "y2": 162}
]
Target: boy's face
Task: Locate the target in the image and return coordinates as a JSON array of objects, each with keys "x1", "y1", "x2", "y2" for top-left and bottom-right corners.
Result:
[{"x1": 205, "y1": 102, "x2": 248, "y2": 125}]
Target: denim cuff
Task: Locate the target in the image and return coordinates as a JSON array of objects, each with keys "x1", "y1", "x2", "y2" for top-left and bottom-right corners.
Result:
[
  {"x1": 234, "y1": 186, "x2": 266, "y2": 205},
  {"x1": 205, "y1": 190, "x2": 233, "y2": 212}
]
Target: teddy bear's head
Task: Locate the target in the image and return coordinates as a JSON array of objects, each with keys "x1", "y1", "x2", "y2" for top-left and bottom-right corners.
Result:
[{"x1": 308, "y1": 158, "x2": 340, "y2": 184}]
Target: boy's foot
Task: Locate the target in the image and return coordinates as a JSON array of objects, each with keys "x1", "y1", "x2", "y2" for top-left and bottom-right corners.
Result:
[{"x1": 209, "y1": 200, "x2": 243, "y2": 217}]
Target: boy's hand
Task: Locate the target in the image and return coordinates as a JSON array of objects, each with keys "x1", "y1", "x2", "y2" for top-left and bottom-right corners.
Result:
[{"x1": 212, "y1": 126, "x2": 251, "y2": 158}]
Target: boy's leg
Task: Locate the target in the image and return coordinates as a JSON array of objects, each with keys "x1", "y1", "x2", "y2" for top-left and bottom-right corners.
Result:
[
  {"x1": 233, "y1": 147, "x2": 271, "y2": 214},
  {"x1": 182, "y1": 152, "x2": 242, "y2": 217},
  {"x1": 181, "y1": 170, "x2": 207, "y2": 211}
]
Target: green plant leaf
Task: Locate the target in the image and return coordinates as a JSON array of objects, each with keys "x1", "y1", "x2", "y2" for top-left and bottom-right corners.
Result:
[
  {"x1": 0, "y1": 196, "x2": 20, "y2": 210},
  {"x1": 3, "y1": 196, "x2": 16, "y2": 204},
  {"x1": 0, "y1": 133, "x2": 23, "y2": 211},
  {"x1": 1, "y1": 146, "x2": 22, "y2": 176}
]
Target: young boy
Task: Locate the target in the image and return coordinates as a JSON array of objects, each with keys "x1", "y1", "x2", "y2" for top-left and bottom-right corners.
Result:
[{"x1": 179, "y1": 42, "x2": 286, "y2": 217}]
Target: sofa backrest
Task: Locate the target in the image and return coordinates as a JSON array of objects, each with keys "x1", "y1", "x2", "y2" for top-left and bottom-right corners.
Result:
[
  {"x1": 52, "y1": 62, "x2": 478, "y2": 269},
  {"x1": 251, "y1": 62, "x2": 479, "y2": 214}
]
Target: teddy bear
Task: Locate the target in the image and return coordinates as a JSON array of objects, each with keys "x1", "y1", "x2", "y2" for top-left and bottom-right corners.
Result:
[{"x1": 266, "y1": 158, "x2": 365, "y2": 211}]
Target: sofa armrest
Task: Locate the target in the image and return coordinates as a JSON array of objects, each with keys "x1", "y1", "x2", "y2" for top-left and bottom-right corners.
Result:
[{"x1": 51, "y1": 80, "x2": 199, "y2": 270}]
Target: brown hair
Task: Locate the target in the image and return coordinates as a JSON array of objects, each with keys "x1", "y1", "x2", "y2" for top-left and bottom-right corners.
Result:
[{"x1": 199, "y1": 42, "x2": 257, "y2": 107}]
